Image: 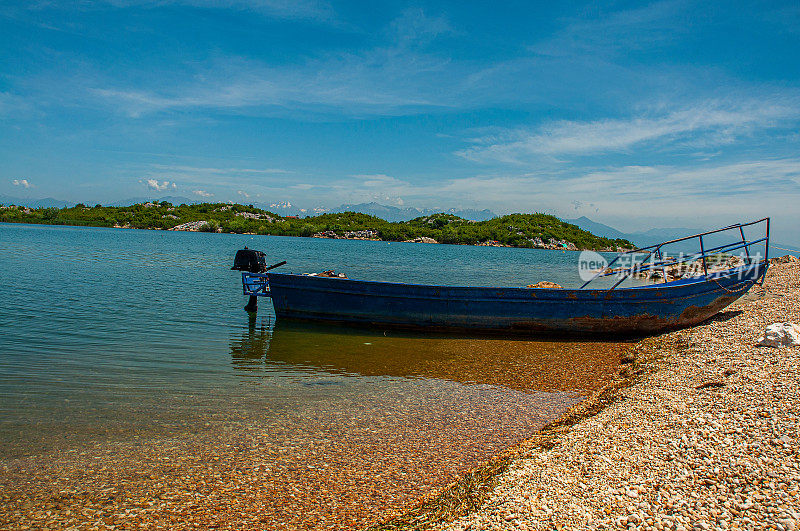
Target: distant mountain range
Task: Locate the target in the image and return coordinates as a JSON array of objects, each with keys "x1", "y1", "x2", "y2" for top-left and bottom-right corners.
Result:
[
  {"x1": 563, "y1": 216, "x2": 701, "y2": 248},
  {"x1": 565, "y1": 216, "x2": 796, "y2": 256},
  {"x1": 0, "y1": 194, "x2": 75, "y2": 209},
  {"x1": 104, "y1": 199, "x2": 497, "y2": 221}
]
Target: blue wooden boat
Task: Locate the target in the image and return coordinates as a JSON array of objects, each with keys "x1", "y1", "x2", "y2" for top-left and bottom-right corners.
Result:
[{"x1": 235, "y1": 218, "x2": 770, "y2": 335}]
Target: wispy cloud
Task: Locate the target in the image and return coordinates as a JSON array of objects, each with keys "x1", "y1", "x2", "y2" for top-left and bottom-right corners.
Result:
[
  {"x1": 88, "y1": 10, "x2": 455, "y2": 117},
  {"x1": 141, "y1": 164, "x2": 293, "y2": 190},
  {"x1": 388, "y1": 8, "x2": 453, "y2": 47},
  {"x1": 552, "y1": 160, "x2": 800, "y2": 199},
  {"x1": 92, "y1": 58, "x2": 449, "y2": 117},
  {"x1": 14, "y1": 2, "x2": 786, "y2": 125},
  {"x1": 457, "y1": 99, "x2": 800, "y2": 164},
  {"x1": 350, "y1": 174, "x2": 408, "y2": 188},
  {"x1": 529, "y1": 1, "x2": 688, "y2": 59},
  {"x1": 32, "y1": 0, "x2": 336, "y2": 23},
  {"x1": 0, "y1": 91, "x2": 38, "y2": 119},
  {"x1": 192, "y1": 189, "x2": 213, "y2": 197},
  {"x1": 12, "y1": 179, "x2": 32, "y2": 188},
  {"x1": 151, "y1": 164, "x2": 289, "y2": 175}
]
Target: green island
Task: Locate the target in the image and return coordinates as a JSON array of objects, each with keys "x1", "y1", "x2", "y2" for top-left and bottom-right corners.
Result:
[{"x1": 0, "y1": 201, "x2": 633, "y2": 251}]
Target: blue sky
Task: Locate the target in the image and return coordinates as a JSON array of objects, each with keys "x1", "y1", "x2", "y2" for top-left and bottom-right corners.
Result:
[{"x1": 1, "y1": 0, "x2": 799, "y2": 240}]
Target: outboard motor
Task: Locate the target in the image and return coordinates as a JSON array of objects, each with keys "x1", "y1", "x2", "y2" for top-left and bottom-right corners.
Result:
[
  {"x1": 233, "y1": 247, "x2": 266, "y2": 313},
  {"x1": 232, "y1": 247, "x2": 267, "y2": 273},
  {"x1": 232, "y1": 248, "x2": 286, "y2": 313}
]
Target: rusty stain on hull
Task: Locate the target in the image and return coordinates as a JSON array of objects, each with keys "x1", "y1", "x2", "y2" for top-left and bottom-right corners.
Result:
[
  {"x1": 677, "y1": 295, "x2": 738, "y2": 323},
  {"x1": 550, "y1": 294, "x2": 744, "y2": 334}
]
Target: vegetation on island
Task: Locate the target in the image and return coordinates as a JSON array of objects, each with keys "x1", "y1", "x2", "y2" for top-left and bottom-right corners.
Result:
[{"x1": 0, "y1": 201, "x2": 634, "y2": 251}]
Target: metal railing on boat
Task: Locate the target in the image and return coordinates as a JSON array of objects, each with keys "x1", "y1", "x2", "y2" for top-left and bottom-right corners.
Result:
[{"x1": 579, "y1": 217, "x2": 770, "y2": 290}]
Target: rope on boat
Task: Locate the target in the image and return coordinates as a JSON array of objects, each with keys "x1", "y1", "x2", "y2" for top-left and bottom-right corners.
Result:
[
  {"x1": 772, "y1": 245, "x2": 800, "y2": 253},
  {"x1": 709, "y1": 244, "x2": 798, "y2": 293},
  {"x1": 708, "y1": 262, "x2": 769, "y2": 293},
  {"x1": 709, "y1": 276, "x2": 750, "y2": 294}
]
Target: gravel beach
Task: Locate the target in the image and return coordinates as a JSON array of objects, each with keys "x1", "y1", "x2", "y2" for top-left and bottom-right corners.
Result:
[{"x1": 436, "y1": 258, "x2": 800, "y2": 531}]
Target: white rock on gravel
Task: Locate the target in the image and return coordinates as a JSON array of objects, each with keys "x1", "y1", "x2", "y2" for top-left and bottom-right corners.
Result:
[{"x1": 757, "y1": 322, "x2": 800, "y2": 347}]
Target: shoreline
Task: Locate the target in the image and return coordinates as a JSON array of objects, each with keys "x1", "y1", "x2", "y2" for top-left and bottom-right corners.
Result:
[
  {"x1": 382, "y1": 258, "x2": 798, "y2": 531},
  {"x1": 368, "y1": 334, "x2": 660, "y2": 530},
  {"x1": 0, "y1": 220, "x2": 618, "y2": 253},
  {"x1": 0, "y1": 219, "x2": 633, "y2": 253}
]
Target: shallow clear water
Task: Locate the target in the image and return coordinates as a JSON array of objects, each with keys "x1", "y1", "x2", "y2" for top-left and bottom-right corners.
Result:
[{"x1": 0, "y1": 223, "x2": 627, "y2": 529}]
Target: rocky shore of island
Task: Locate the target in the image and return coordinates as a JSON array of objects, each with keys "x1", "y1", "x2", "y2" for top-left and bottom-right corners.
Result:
[{"x1": 422, "y1": 257, "x2": 800, "y2": 531}]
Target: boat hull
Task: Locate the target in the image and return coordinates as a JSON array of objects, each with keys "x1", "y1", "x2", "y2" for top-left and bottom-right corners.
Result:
[{"x1": 259, "y1": 263, "x2": 766, "y2": 334}]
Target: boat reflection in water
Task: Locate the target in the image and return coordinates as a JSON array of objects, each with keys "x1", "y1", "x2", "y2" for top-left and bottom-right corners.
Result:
[
  {"x1": 230, "y1": 316, "x2": 628, "y2": 394},
  {"x1": 225, "y1": 317, "x2": 631, "y2": 528},
  {"x1": 229, "y1": 314, "x2": 274, "y2": 369}
]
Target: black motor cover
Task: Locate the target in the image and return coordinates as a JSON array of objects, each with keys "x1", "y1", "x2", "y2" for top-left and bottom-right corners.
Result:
[{"x1": 232, "y1": 248, "x2": 267, "y2": 272}]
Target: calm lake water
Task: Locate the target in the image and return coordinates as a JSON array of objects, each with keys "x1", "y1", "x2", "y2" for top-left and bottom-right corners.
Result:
[{"x1": 0, "y1": 223, "x2": 628, "y2": 529}]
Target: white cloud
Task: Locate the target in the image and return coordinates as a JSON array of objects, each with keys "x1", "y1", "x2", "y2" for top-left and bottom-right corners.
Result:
[
  {"x1": 351, "y1": 174, "x2": 408, "y2": 188},
  {"x1": 237, "y1": 190, "x2": 250, "y2": 198},
  {"x1": 142, "y1": 179, "x2": 177, "y2": 191},
  {"x1": 12, "y1": 179, "x2": 31, "y2": 188},
  {"x1": 192, "y1": 190, "x2": 213, "y2": 197},
  {"x1": 458, "y1": 99, "x2": 800, "y2": 163}
]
